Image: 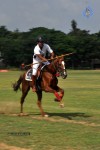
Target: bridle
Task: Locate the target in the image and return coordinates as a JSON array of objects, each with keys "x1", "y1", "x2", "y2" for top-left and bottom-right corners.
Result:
[{"x1": 51, "y1": 58, "x2": 67, "y2": 79}]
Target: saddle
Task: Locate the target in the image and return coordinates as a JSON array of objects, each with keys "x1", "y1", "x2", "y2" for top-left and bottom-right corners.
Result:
[{"x1": 25, "y1": 64, "x2": 47, "y2": 91}]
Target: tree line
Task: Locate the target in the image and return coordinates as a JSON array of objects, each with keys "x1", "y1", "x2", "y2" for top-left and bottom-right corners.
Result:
[{"x1": 0, "y1": 20, "x2": 100, "y2": 69}]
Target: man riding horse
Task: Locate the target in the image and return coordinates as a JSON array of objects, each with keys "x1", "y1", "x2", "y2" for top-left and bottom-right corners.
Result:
[
  {"x1": 32, "y1": 36, "x2": 55, "y2": 92},
  {"x1": 13, "y1": 38, "x2": 68, "y2": 116}
]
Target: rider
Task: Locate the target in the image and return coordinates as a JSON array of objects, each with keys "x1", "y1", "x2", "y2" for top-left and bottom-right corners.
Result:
[{"x1": 32, "y1": 36, "x2": 55, "y2": 92}]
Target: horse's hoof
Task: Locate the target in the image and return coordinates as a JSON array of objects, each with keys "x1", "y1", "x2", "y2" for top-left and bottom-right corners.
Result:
[
  {"x1": 19, "y1": 113, "x2": 23, "y2": 116},
  {"x1": 19, "y1": 113, "x2": 28, "y2": 116},
  {"x1": 44, "y1": 114, "x2": 49, "y2": 117},
  {"x1": 60, "y1": 103, "x2": 64, "y2": 108}
]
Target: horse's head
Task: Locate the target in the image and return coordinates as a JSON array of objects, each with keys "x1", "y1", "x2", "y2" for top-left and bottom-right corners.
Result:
[{"x1": 54, "y1": 56, "x2": 67, "y2": 79}]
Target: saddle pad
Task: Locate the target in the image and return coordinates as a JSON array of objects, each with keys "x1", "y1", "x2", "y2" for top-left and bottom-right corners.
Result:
[
  {"x1": 25, "y1": 64, "x2": 46, "y2": 81},
  {"x1": 25, "y1": 69, "x2": 32, "y2": 81}
]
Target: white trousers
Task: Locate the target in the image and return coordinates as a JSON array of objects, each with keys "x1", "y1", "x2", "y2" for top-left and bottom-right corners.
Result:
[
  {"x1": 32, "y1": 61, "x2": 50, "y2": 75},
  {"x1": 32, "y1": 63, "x2": 39, "y2": 75}
]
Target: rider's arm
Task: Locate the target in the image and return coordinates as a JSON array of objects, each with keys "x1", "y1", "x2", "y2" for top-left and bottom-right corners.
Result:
[
  {"x1": 50, "y1": 52, "x2": 55, "y2": 59},
  {"x1": 36, "y1": 54, "x2": 48, "y2": 62},
  {"x1": 45, "y1": 44, "x2": 54, "y2": 59}
]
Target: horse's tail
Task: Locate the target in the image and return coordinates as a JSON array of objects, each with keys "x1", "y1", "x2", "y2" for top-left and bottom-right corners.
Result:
[{"x1": 12, "y1": 74, "x2": 23, "y2": 92}]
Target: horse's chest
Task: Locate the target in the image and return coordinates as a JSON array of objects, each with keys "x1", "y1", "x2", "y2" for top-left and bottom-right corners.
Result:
[{"x1": 50, "y1": 76, "x2": 58, "y2": 86}]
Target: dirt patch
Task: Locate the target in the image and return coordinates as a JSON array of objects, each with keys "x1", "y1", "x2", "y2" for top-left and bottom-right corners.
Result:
[
  {"x1": 1, "y1": 112, "x2": 100, "y2": 127},
  {"x1": 9, "y1": 113, "x2": 29, "y2": 117},
  {"x1": 31, "y1": 116, "x2": 100, "y2": 127},
  {"x1": 6, "y1": 113, "x2": 100, "y2": 127},
  {"x1": 0, "y1": 142, "x2": 31, "y2": 150}
]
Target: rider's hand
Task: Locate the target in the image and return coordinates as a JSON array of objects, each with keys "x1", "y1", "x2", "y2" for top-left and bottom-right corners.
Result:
[{"x1": 43, "y1": 61, "x2": 50, "y2": 65}]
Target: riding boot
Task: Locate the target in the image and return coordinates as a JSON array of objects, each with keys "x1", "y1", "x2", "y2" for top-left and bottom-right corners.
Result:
[{"x1": 32, "y1": 75, "x2": 37, "y2": 92}]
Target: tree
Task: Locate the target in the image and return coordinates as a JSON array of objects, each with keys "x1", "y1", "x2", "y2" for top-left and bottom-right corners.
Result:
[
  {"x1": 71, "y1": 20, "x2": 77, "y2": 32},
  {"x1": 0, "y1": 24, "x2": 100, "y2": 69}
]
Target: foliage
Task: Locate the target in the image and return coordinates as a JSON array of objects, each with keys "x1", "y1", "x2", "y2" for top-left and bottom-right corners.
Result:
[{"x1": 0, "y1": 22, "x2": 100, "y2": 69}]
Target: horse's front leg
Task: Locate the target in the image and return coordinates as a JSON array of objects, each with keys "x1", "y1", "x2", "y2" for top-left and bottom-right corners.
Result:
[
  {"x1": 55, "y1": 86, "x2": 65, "y2": 108},
  {"x1": 57, "y1": 87, "x2": 64, "y2": 99},
  {"x1": 36, "y1": 91, "x2": 48, "y2": 117},
  {"x1": 45, "y1": 86, "x2": 64, "y2": 102}
]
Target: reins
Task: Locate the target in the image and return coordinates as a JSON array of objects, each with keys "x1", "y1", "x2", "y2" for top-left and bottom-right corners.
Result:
[
  {"x1": 24, "y1": 52, "x2": 74, "y2": 68},
  {"x1": 51, "y1": 59, "x2": 57, "y2": 71}
]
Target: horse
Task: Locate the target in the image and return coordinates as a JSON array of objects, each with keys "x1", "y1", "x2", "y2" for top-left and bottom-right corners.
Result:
[{"x1": 13, "y1": 56, "x2": 67, "y2": 117}]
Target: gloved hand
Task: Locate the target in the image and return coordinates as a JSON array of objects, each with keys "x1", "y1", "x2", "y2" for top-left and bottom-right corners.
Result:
[{"x1": 43, "y1": 61, "x2": 50, "y2": 65}]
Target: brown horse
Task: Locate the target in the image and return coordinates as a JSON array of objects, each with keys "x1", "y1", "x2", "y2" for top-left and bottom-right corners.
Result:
[{"x1": 13, "y1": 57, "x2": 67, "y2": 117}]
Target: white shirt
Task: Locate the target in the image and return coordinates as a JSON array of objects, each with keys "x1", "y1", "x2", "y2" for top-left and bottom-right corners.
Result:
[{"x1": 33, "y1": 43, "x2": 53, "y2": 62}]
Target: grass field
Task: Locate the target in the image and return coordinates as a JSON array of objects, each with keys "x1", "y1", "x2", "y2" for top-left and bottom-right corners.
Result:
[{"x1": 0, "y1": 70, "x2": 100, "y2": 150}]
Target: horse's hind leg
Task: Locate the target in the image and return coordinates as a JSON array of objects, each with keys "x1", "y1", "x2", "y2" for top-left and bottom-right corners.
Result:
[
  {"x1": 36, "y1": 91, "x2": 48, "y2": 117},
  {"x1": 20, "y1": 84, "x2": 30, "y2": 114}
]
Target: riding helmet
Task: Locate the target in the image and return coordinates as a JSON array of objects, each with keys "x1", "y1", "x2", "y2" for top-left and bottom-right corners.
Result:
[{"x1": 37, "y1": 36, "x2": 44, "y2": 43}]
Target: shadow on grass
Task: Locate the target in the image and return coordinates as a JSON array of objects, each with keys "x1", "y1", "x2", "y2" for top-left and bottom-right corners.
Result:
[
  {"x1": 45, "y1": 112, "x2": 91, "y2": 120},
  {"x1": 0, "y1": 111, "x2": 91, "y2": 120},
  {"x1": 27, "y1": 112, "x2": 91, "y2": 120}
]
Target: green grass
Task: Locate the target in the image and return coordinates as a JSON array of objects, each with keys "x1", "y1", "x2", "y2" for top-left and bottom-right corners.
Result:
[{"x1": 0, "y1": 70, "x2": 100, "y2": 150}]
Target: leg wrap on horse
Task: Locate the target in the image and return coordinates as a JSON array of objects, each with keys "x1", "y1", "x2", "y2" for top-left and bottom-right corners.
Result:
[
  {"x1": 54, "y1": 92, "x2": 62, "y2": 101},
  {"x1": 59, "y1": 90, "x2": 64, "y2": 99}
]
